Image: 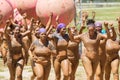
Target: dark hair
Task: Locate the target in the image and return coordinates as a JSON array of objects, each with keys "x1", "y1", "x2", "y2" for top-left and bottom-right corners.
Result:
[
  {"x1": 86, "y1": 19, "x2": 95, "y2": 25},
  {"x1": 40, "y1": 24, "x2": 46, "y2": 28},
  {"x1": 9, "y1": 24, "x2": 15, "y2": 31}
]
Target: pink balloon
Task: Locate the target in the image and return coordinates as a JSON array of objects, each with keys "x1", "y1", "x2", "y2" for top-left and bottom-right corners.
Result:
[
  {"x1": 0, "y1": 0, "x2": 13, "y2": 28},
  {"x1": 7, "y1": 0, "x2": 37, "y2": 19},
  {"x1": 36, "y1": 0, "x2": 76, "y2": 26}
]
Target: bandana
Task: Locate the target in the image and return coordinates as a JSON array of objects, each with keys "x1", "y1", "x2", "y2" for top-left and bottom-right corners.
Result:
[
  {"x1": 57, "y1": 23, "x2": 66, "y2": 33},
  {"x1": 38, "y1": 28, "x2": 46, "y2": 34},
  {"x1": 95, "y1": 22, "x2": 102, "y2": 28}
]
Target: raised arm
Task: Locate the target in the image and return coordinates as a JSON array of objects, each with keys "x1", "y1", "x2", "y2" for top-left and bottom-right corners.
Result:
[
  {"x1": 92, "y1": 11, "x2": 96, "y2": 20},
  {"x1": 109, "y1": 23, "x2": 117, "y2": 41},
  {"x1": 104, "y1": 21, "x2": 111, "y2": 39},
  {"x1": 79, "y1": 14, "x2": 86, "y2": 34},
  {"x1": 46, "y1": 25, "x2": 54, "y2": 36},
  {"x1": 46, "y1": 12, "x2": 53, "y2": 31},
  {"x1": 36, "y1": 19, "x2": 41, "y2": 27},
  {"x1": 79, "y1": 25, "x2": 86, "y2": 34},
  {"x1": 117, "y1": 17, "x2": 120, "y2": 35},
  {"x1": 21, "y1": 18, "x2": 34, "y2": 37},
  {"x1": 68, "y1": 27, "x2": 82, "y2": 42},
  {"x1": 22, "y1": 13, "x2": 28, "y2": 30},
  {"x1": 82, "y1": 11, "x2": 88, "y2": 20},
  {"x1": 4, "y1": 20, "x2": 11, "y2": 39},
  {"x1": 9, "y1": 15, "x2": 18, "y2": 26},
  {"x1": 56, "y1": 15, "x2": 59, "y2": 25}
]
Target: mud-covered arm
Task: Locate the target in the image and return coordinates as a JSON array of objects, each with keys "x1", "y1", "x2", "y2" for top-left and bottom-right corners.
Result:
[
  {"x1": 9, "y1": 15, "x2": 19, "y2": 26},
  {"x1": 46, "y1": 25, "x2": 54, "y2": 36},
  {"x1": 82, "y1": 11, "x2": 88, "y2": 20},
  {"x1": 56, "y1": 15, "x2": 59, "y2": 25},
  {"x1": 79, "y1": 26, "x2": 86, "y2": 34},
  {"x1": 46, "y1": 13, "x2": 53, "y2": 31},
  {"x1": 2, "y1": 20, "x2": 11, "y2": 65},
  {"x1": 109, "y1": 23, "x2": 117, "y2": 41},
  {"x1": 28, "y1": 42, "x2": 35, "y2": 58},
  {"x1": 104, "y1": 22, "x2": 110, "y2": 39},
  {"x1": 9, "y1": 15, "x2": 15, "y2": 25},
  {"x1": 36, "y1": 18, "x2": 41, "y2": 27},
  {"x1": 28, "y1": 49, "x2": 33, "y2": 59},
  {"x1": 99, "y1": 33, "x2": 107, "y2": 40},
  {"x1": 74, "y1": 35, "x2": 82, "y2": 41},
  {"x1": 4, "y1": 20, "x2": 11, "y2": 40},
  {"x1": 68, "y1": 28, "x2": 82, "y2": 42},
  {"x1": 117, "y1": 17, "x2": 120, "y2": 36},
  {"x1": 92, "y1": 11, "x2": 96, "y2": 20},
  {"x1": 21, "y1": 18, "x2": 34, "y2": 37},
  {"x1": 47, "y1": 32, "x2": 56, "y2": 41},
  {"x1": 79, "y1": 18, "x2": 86, "y2": 34},
  {"x1": 1, "y1": 43, "x2": 8, "y2": 65},
  {"x1": 22, "y1": 48, "x2": 27, "y2": 64},
  {"x1": 79, "y1": 11, "x2": 86, "y2": 34},
  {"x1": 22, "y1": 13, "x2": 28, "y2": 30}
]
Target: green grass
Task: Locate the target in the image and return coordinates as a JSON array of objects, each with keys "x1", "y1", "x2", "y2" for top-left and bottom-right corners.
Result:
[
  {"x1": 0, "y1": 69, "x2": 5, "y2": 72},
  {"x1": 0, "y1": 76, "x2": 5, "y2": 79},
  {"x1": 86, "y1": 7, "x2": 120, "y2": 21}
]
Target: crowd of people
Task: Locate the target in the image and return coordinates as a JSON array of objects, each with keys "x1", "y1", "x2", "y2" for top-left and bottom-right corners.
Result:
[{"x1": 0, "y1": 10, "x2": 119, "y2": 80}]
